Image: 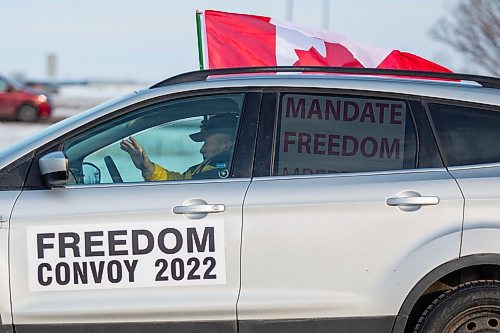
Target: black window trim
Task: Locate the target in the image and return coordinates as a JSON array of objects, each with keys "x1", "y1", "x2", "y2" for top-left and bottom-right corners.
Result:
[
  {"x1": 0, "y1": 151, "x2": 35, "y2": 191},
  {"x1": 410, "y1": 100, "x2": 445, "y2": 169},
  {"x1": 253, "y1": 92, "x2": 278, "y2": 178}
]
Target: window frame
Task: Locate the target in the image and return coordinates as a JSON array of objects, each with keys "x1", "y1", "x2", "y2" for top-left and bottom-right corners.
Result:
[
  {"x1": 24, "y1": 88, "x2": 262, "y2": 189},
  {"x1": 254, "y1": 88, "x2": 442, "y2": 179}
]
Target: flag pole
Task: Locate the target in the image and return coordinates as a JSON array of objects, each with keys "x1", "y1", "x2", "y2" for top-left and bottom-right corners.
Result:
[{"x1": 196, "y1": 10, "x2": 204, "y2": 70}]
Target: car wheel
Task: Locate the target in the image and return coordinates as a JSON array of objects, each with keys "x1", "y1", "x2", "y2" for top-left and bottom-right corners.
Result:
[
  {"x1": 17, "y1": 104, "x2": 40, "y2": 122},
  {"x1": 414, "y1": 280, "x2": 500, "y2": 333}
]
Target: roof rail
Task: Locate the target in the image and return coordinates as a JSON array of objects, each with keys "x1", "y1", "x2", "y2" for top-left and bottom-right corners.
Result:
[{"x1": 150, "y1": 66, "x2": 500, "y2": 89}]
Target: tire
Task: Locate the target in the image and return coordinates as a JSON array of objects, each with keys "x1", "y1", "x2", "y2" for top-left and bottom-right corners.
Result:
[
  {"x1": 17, "y1": 104, "x2": 39, "y2": 122},
  {"x1": 414, "y1": 280, "x2": 500, "y2": 333}
]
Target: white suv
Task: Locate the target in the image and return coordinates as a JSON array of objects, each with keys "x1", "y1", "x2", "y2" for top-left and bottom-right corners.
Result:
[{"x1": 0, "y1": 67, "x2": 499, "y2": 333}]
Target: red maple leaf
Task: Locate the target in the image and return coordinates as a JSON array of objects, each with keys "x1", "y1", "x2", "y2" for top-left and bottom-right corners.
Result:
[{"x1": 293, "y1": 42, "x2": 364, "y2": 67}]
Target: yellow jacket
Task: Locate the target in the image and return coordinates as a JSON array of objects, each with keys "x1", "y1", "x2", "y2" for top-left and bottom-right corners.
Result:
[{"x1": 144, "y1": 151, "x2": 231, "y2": 181}]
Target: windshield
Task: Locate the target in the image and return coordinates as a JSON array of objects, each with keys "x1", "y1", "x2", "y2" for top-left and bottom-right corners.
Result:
[{"x1": 2, "y1": 75, "x2": 24, "y2": 90}]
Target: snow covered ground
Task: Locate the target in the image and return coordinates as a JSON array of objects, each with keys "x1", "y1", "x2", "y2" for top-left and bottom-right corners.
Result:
[
  {"x1": 51, "y1": 82, "x2": 144, "y2": 119},
  {"x1": 0, "y1": 122, "x2": 50, "y2": 150},
  {"x1": 0, "y1": 82, "x2": 144, "y2": 151}
]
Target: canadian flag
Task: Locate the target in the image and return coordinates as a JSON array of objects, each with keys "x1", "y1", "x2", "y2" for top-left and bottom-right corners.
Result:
[{"x1": 198, "y1": 10, "x2": 451, "y2": 72}]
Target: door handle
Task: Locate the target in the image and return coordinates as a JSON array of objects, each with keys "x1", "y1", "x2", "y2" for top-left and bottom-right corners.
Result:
[
  {"x1": 173, "y1": 199, "x2": 225, "y2": 219},
  {"x1": 386, "y1": 191, "x2": 439, "y2": 212},
  {"x1": 386, "y1": 196, "x2": 439, "y2": 206},
  {"x1": 173, "y1": 204, "x2": 225, "y2": 214}
]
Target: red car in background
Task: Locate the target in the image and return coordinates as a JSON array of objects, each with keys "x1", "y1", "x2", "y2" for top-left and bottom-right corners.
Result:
[{"x1": 0, "y1": 75, "x2": 52, "y2": 122}]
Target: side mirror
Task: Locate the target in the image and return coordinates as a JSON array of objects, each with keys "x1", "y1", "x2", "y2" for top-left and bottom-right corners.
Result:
[{"x1": 39, "y1": 151, "x2": 68, "y2": 187}]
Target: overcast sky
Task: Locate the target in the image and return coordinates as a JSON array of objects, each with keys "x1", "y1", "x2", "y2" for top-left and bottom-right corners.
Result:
[{"x1": 1, "y1": 0, "x2": 462, "y2": 85}]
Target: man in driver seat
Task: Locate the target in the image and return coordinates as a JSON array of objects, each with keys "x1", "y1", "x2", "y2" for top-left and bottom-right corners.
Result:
[{"x1": 120, "y1": 113, "x2": 238, "y2": 181}]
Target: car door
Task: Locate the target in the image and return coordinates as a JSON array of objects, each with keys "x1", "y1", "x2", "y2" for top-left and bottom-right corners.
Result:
[
  {"x1": 237, "y1": 91, "x2": 464, "y2": 332},
  {"x1": 425, "y1": 101, "x2": 500, "y2": 257},
  {"x1": 9, "y1": 92, "x2": 260, "y2": 332}
]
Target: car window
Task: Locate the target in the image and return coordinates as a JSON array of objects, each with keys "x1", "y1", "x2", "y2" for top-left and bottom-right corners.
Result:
[
  {"x1": 0, "y1": 76, "x2": 23, "y2": 91},
  {"x1": 273, "y1": 93, "x2": 417, "y2": 176},
  {"x1": 428, "y1": 103, "x2": 500, "y2": 166},
  {"x1": 63, "y1": 94, "x2": 244, "y2": 185},
  {"x1": 0, "y1": 78, "x2": 7, "y2": 92}
]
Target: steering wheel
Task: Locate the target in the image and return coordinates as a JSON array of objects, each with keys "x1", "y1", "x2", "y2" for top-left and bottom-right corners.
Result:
[{"x1": 104, "y1": 155, "x2": 123, "y2": 183}]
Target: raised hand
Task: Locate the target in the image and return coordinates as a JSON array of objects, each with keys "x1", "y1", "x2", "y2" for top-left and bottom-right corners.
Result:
[{"x1": 120, "y1": 136, "x2": 155, "y2": 177}]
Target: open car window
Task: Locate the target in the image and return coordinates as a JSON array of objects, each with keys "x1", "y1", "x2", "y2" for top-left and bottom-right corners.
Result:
[{"x1": 63, "y1": 94, "x2": 245, "y2": 185}]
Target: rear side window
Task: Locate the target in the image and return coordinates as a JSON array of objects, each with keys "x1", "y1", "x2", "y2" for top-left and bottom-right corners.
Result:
[
  {"x1": 428, "y1": 103, "x2": 500, "y2": 166},
  {"x1": 274, "y1": 93, "x2": 417, "y2": 176}
]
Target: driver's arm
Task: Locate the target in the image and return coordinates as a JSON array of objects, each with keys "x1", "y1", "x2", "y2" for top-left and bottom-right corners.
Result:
[{"x1": 143, "y1": 164, "x2": 186, "y2": 181}]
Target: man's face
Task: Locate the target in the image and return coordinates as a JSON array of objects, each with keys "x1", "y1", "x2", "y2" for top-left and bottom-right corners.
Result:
[{"x1": 200, "y1": 133, "x2": 233, "y2": 160}]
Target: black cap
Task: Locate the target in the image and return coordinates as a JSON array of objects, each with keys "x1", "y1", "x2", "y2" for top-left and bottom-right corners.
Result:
[{"x1": 189, "y1": 113, "x2": 239, "y2": 142}]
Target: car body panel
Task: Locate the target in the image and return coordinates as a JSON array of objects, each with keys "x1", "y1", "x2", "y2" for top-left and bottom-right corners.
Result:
[
  {"x1": 9, "y1": 179, "x2": 248, "y2": 328},
  {"x1": 0, "y1": 192, "x2": 18, "y2": 328},
  {"x1": 238, "y1": 168, "x2": 463, "y2": 320},
  {"x1": 448, "y1": 164, "x2": 500, "y2": 256}
]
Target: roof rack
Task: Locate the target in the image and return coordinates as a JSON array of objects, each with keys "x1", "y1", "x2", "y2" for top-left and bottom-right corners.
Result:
[{"x1": 150, "y1": 66, "x2": 500, "y2": 89}]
